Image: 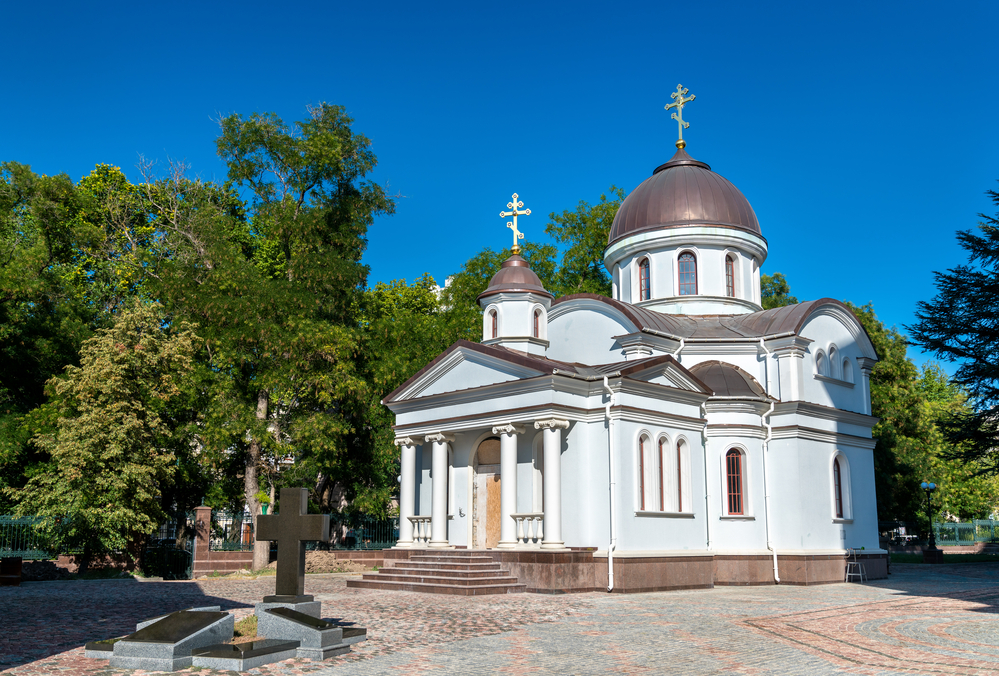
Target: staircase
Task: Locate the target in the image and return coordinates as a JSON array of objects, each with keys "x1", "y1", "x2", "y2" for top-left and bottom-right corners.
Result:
[{"x1": 346, "y1": 551, "x2": 526, "y2": 596}]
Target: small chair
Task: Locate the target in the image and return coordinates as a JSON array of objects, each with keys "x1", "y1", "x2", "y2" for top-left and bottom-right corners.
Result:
[{"x1": 845, "y1": 548, "x2": 866, "y2": 583}]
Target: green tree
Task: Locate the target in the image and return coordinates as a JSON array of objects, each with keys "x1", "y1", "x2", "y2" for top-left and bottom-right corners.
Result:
[
  {"x1": 909, "y1": 185, "x2": 999, "y2": 475},
  {"x1": 147, "y1": 104, "x2": 394, "y2": 567},
  {"x1": 545, "y1": 186, "x2": 624, "y2": 297},
  {"x1": 6, "y1": 301, "x2": 199, "y2": 567},
  {"x1": 761, "y1": 272, "x2": 798, "y2": 309},
  {"x1": 0, "y1": 163, "x2": 98, "y2": 510}
]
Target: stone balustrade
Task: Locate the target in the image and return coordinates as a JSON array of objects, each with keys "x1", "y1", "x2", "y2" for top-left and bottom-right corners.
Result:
[
  {"x1": 408, "y1": 516, "x2": 432, "y2": 547},
  {"x1": 511, "y1": 512, "x2": 544, "y2": 547}
]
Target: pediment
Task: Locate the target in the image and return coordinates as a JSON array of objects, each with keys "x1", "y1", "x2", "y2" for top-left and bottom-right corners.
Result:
[{"x1": 387, "y1": 343, "x2": 548, "y2": 402}]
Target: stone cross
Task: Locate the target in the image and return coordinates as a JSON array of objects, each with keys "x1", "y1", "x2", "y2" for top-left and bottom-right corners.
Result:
[
  {"x1": 256, "y1": 487, "x2": 329, "y2": 599},
  {"x1": 664, "y1": 84, "x2": 696, "y2": 148},
  {"x1": 500, "y1": 193, "x2": 530, "y2": 254}
]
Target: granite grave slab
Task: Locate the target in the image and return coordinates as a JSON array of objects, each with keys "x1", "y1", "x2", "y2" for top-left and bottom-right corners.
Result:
[
  {"x1": 191, "y1": 639, "x2": 301, "y2": 670},
  {"x1": 101, "y1": 609, "x2": 233, "y2": 670},
  {"x1": 257, "y1": 606, "x2": 366, "y2": 659}
]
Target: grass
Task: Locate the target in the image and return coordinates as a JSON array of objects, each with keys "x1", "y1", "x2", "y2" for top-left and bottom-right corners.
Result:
[{"x1": 891, "y1": 552, "x2": 999, "y2": 564}]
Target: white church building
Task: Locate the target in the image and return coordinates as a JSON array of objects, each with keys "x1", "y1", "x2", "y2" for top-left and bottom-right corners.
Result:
[{"x1": 359, "y1": 101, "x2": 887, "y2": 593}]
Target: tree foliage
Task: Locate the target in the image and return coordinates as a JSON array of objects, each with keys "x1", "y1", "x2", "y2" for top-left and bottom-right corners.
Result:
[
  {"x1": 909, "y1": 185, "x2": 999, "y2": 475},
  {"x1": 6, "y1": 301, "x2": 199, "y2": 562},
  {"x1": 761, "y1": 272, "x2": 798, "y2": 309},
  {"x1": 847, "y1": 303, "x2": 995, "y2": 524}
]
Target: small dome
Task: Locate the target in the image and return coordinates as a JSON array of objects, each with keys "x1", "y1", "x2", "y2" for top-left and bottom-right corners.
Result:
[
  {"x1": 608, "y1": 147, "x2": 760, "y2": 246},
  {"x1": 688, "y1": 360, "x2": 769, "y2": 398},
  {"x1": 478, "y1": 254, "x2": 554, "y2": 301}
]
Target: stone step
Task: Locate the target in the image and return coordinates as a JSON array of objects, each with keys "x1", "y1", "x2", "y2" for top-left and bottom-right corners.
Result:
[
  {"x1": 360, "y1": 572, "x2": 519, "y2": 586},
  {"x1": 386, "y1": 566, "x2": 502, "y2": 578},
  {"x1": 392, "y1": 561, "x2": 502, "y2": 572},
  {"x1": 346, "y1": 578, "x2": 526, "y2": 596},
  {"x1": 408, "y1": 554, "x2": 496, "y2": 563}
]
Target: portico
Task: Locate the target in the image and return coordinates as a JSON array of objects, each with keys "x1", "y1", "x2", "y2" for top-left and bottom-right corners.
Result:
[{"x1": 393, "y1": 417, "x2": 569, "y2": 551}]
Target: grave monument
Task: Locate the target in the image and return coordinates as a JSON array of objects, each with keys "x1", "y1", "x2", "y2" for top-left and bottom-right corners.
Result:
[{"x1": 85, "y1": 487, "x2": 366, "y2": 671}]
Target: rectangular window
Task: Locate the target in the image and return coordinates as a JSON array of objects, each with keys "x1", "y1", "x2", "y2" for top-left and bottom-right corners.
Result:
[
  {"x1": 725, "y1": 257, "x2": 735, "y2": 297},
  {"x1": 726, "y1": 451, "x2": 743, "y2": 515}
]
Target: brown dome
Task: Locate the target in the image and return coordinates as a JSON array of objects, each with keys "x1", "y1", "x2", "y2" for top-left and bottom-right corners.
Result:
[
  {"x1": 608, "y1": 148, "x2": 760, "y2": 246},
  {"x1": 477, "y1": 254, "x2": 554, "y2": 301}
]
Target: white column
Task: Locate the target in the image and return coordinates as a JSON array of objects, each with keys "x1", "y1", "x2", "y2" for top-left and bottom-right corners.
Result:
[
  {"x1": 492, "y1": 424, "x2": 523, "y2": 549},
  {"x1": 858, "y1": 358, "x2": 876, "y2": 416},
  {"x1": 535, "y1": 418, "x2": 569, "y2": 550},
  {"x1": 394, "y1": 437, "x2": 417, "y2": 548},
  {"x1": 425, "y1": 432, "x2": 453, "y2": 548}
]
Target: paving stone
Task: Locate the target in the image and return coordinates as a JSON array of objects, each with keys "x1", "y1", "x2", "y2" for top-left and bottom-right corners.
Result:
[{"x1": 3, "y1": 563, "x2": 999, "y2": 674}]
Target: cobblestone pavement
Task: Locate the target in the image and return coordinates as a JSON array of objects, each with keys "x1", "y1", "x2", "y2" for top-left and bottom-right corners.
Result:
[{"x1": 2, "y1": 563, "x2": 998, "y2": 675}]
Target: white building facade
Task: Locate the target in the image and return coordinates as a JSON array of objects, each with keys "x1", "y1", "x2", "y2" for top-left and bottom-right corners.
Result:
[{"x1": 383, "y1": 145, "x2": 885, "y2": 590}]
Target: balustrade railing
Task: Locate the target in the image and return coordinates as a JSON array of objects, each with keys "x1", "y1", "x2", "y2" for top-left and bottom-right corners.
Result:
[
  {"x1": 408, "y1": 516, "x2": 432, "y2": 547},
  {"x1": 511, "y1": 512, "x2": 544, "y2": 547}
]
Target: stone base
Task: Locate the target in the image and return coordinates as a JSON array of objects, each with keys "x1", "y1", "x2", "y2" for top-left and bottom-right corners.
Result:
[
  {"x1": 923, "y1": 548, "x2": 945, "y2": 564},
  {"x1": 191, "y1": 639, "x2": 301, "y2": 670},
  {"x1": 255, "y1": 599, "x2": 321, "y2": 618},
  {"x1": 136, "y1": 606, "x2": 221, "y2": 631},
  {"x1": 296, "y1": 645, "x2": 351, "y2": 660},
  {"x1": 108, "y1": 654, "x2": 194, "y2": 670},
  {"x1": 83, "y1": 642, "x2": 114, "y2": 660}
]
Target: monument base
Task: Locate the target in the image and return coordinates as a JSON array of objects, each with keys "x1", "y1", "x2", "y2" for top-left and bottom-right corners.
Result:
[{"x1": 256, "y1": 597, "x2": 321, "y2": 618}]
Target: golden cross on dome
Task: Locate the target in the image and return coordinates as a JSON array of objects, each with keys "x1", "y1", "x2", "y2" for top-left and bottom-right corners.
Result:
[
  {"x1": 500, "y1": 193, "x2": 530, "y2": 254},
  {"x1": 664, "y1": 84, "x2": 696, "y2": 149}
]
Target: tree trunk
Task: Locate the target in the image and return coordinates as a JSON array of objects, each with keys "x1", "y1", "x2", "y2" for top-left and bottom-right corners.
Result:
[{"x1": 247, "y1": 390, "x2": 270, "y2": 571}]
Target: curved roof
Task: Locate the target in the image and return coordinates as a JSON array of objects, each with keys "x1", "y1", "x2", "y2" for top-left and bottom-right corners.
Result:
[
  {"x1": 477, "y1": 254, "x2": 554, "y2": 301},
  {"x1": 608, "y1": 147, "x2": 760, "y2": 246},
  {"x1": 687, "y1": 361, "x2": 770, "y2": 398},
  {"x1": 552, "y1": 295, "x2": 876, "y2": 356}
]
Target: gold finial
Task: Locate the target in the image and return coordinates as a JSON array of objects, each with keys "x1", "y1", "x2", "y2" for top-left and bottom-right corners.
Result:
[
  {"x1": 664, "y1": 84, "x2": 696, "y2": 149},
  {"x1": 499, "y1": 193, "x2": 530, "y2": 254}
]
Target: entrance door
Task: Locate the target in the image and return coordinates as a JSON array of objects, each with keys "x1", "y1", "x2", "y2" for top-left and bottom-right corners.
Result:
[{"x1": 472, "y1": 437, "x2": 502, "y2": 549}]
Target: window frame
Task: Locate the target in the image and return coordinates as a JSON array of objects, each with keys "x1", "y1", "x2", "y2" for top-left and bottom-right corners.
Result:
[
  {"x1": 678, "y1": 251, "x2": 698, "y2": 296},
  {"x1": 725, "y1": 255, "x2": 735, "y2": 298},
  {"x1": 725, "y1": 448, "x2": 745, "y2": 516},
  {"x1": 638, "y1": 257, "x2": 651, "y2": 301}
]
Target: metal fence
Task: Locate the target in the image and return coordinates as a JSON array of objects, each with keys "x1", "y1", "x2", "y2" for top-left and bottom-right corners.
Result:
[
  {"x1": 210, "y1": 510, "x2": 254, "y2": 551},
  {"x1": 934, "y1": 519, "x2": 999, "y2": 546},
  {"x1": 308, "y1": 514, "x2": 398, "y2": 550},
  {"x1": 0, "y1": 515, "x2": 54, "y2": 559}
]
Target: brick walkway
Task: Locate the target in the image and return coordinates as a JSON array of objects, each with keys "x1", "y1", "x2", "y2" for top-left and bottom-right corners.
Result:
[{"x1": 2, "y1": 563, "x2": 998, "y2": 675}]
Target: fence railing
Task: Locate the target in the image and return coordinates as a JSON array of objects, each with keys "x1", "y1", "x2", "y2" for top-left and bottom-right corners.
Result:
[
  {"x1": 307, "y1": 514, "x2": 398, "y2": 550},
  {"x1": 934, "y1": 519, "x2": 999, "y2": 546},
  {"x1": 0, "y1": 515, "x2": 55, "y2": 559},
  {"x1": 209, "y1": 510, "x2": 254, "y2": 551}
]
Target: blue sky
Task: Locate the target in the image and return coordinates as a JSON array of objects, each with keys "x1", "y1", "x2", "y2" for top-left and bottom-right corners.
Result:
[{"x1": 3, "y1": 1, "x2": 997, "y2": 370}]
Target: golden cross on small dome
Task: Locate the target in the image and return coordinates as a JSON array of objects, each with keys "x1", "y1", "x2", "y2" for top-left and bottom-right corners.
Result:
[
  {"x1": 664, "y1": 84, "x2": 696, "y2": 149},
  {"x1": 500, "y1": 193, "x2": 530, "y2": 254}
]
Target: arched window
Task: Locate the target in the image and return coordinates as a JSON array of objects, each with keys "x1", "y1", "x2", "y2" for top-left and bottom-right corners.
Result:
[
  {"x1": 639, "y1": 434, "x2": 658, "y2": 510},
  {"x1": 725, "y1": 255, "x2": 735, "y2": 297},
  {"x1": 726, "y1": 449, "x2": 744, "y2": 515},
  {"x1": 490, "y1": 310, "x2": 498, "y2": 339},
  {"x1": 678, "y1": 252, "x2": 697, "y2": 295},
  {"x1": 832, "y1": 453, "x2": 852, "y2": 519},
  {"x1": 676, "y1": 439, "x2": 685, "y2": 512},
  {"x1": 533, "y1": 309, "x2": 541, "y2": 338},
  {"x1": 829, "y1": 346, "x2": 840, "y2": 379},
  {"x1": 638, "y1": 258, "x2": 651, "y2": 301},
  {"x1": 816, "y1": 351, "x2": 828, "y2": 376},
  {"x1": 833, "y1": 458, "x2": 844, "y2": 518},
  {"x1": 843, "y1": 359, "x2": 854, "y2": 383}
]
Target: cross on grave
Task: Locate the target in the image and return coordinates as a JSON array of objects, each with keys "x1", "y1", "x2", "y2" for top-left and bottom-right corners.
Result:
[{"x1": 256, "y1": 487, "x2": 330, "y2": 601}]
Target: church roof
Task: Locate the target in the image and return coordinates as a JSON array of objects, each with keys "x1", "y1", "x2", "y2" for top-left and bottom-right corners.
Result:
[
  {"x1": 477, "y1": 254, "x2": 554, "y2": 301},
  {"x1": 687, "y1": 361, "x2": 772, "y2": 399},
  {"x1": 608, "y1": 147, "x2": 761, "y2": 246},
  {"x1": 552, "y1": 294, "x2": 868, "y2": 343},
  {"x1": 382, "y1": 339, "x2": 712, "y2": 404}
]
